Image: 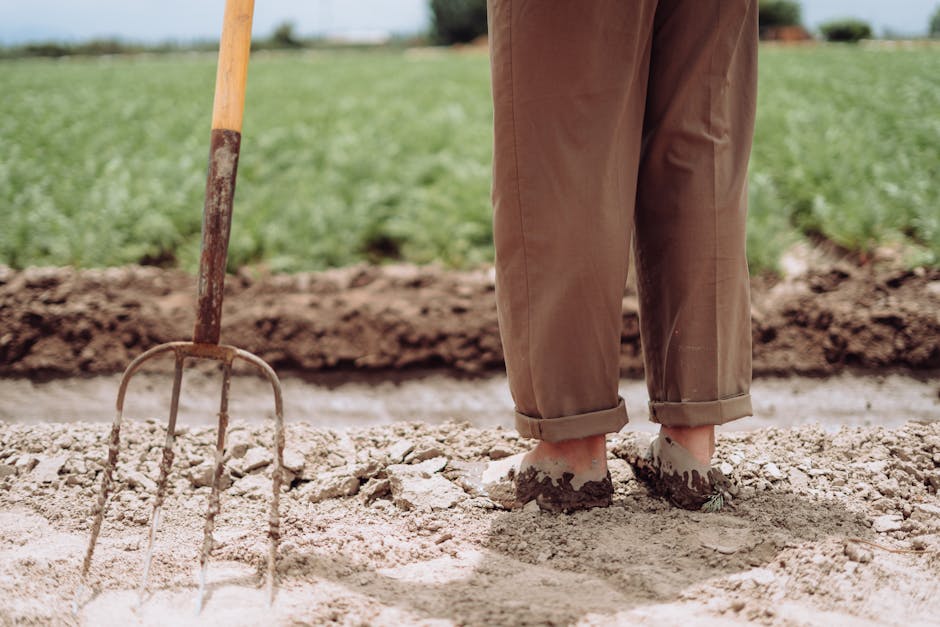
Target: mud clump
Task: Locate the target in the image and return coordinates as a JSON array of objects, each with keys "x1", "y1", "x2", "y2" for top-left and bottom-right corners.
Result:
[{"x1": 0, "y1": 263, "x2": 938, "y2": 378}]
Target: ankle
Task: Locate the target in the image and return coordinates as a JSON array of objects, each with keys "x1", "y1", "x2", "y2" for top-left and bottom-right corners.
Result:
[
  {"x1": 660, "y1": 425, "x2": 715, "y2": 466},
  {"x1": 528, "y1": 435, "x2": 607, "y2": 475}
]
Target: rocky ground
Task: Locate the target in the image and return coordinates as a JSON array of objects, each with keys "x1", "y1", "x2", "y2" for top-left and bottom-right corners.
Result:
[
  {"x1": 1, "y1": 262, "x2": 938, "y2": 379},
  {"x1": 1, "y1": 418, "x2": 938, "y2": 625}
]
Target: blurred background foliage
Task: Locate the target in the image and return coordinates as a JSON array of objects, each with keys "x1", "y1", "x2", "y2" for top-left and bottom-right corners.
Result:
[{"x1": 1, "y1": 2, "x2": 937, "y2": 275}]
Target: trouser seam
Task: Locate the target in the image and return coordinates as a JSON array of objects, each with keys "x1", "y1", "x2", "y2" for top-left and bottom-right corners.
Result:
[{"x1": 505, "y1": 0, "x2": 538, "y2": 419}]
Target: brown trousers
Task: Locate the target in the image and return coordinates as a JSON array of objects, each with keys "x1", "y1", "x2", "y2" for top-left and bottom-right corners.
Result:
[{"x1": 487, "y1": 0, "x2": 758, "y2": 441}]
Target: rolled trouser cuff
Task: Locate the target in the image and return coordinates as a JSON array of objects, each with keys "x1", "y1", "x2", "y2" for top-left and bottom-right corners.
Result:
[
  {"x1": 648, "y1": 394, "x2": 752, "y2": 428},
  {"x1": 514, "y1": 397, "x2": 629, "y2": 442}
]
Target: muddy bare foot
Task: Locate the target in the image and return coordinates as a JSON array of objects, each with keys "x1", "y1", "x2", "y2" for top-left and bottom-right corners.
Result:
[
  {"x1": 480, "y1": 437, "x2": 613, "y2": 513},
  {"x1": 622, "y1": 434, "x2": 733, "y2": 512}
]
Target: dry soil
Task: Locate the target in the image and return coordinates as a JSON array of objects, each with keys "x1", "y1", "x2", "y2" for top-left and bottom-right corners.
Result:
[{"x1": 1, "y1": 418, "x2": 939, "y2": 625}]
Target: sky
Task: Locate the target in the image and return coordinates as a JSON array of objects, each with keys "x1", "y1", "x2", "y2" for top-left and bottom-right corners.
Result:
[{"x1": 0, "y1": 0, "x2": 937, "y2": 45}]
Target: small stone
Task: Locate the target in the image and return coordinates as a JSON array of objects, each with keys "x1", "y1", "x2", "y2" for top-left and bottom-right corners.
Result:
[
  {"x1": 413, "y1": 456, "x2": 448, "y2": 474},
  {"x1": 762, "y1": 462, "x2": 785, "y2": 481},
  {"x1": 522, "y1": 499, "x2": 540, "y2": 514},
  {"x1": 0, "y1": 464, "x2": 15, "y2": 478},
  {"x1": 911, "y1": 503, "x2": 940, "y2": 521},
  {"x1": 350, "y1": 460, "x2": 381, "y2": 479},
  {"x1": 359, "y1": 478, "x2": 391, "y2": 504},
  {"x1": 719, "y1": 462, "x2": 735, "y2": 477},
  {"x1": 281, "y1": 448, "x2": 305, "y2": 473},
  {"x1": 231, "y1": 474, "x2": 270, "y2": 500},
  {"x1": 787, "y1": 467, "x2": 810, "y2": 489},
  {"x1": 126, "y1": 471, "x2": 157, "y2": 492},
  {"x1": 488, "y1": 445, "x2": 514, "y2": 460},
  {"x1": 876, "y1": 478, "x2": 900, "y2": 498},
  {"x1": 187, "y1": 462, "x2": 233, "y2": 490},
  {"x1": 388, "y1": 472, "x2": 465, "y2": 511},
  {"x1": 872, "y1": 514, "x2": 903, "y2": 533},
  {"x1": 844, "y1": 542, "x2": 872, "y2": 563},
  {"x1": 306, "y1": 471, "x2": 360, "y2": 503},
  {"x1": 388, "y1": 440, "x2": 415, "y2": 462},
  {"x1": 607, "y1": 458, "x2": 634, "y2": 483},
  {"x1": 411, "y1": 447, "x2": 445, "y2": 462},
  {"x1": 225, "y1": 431, "x2": 252, "y2": 459},
  {"x1": 241, "y1": 447, "x2": 273, "y2": 473},
  {"x1": 32, "y1": 455, "x2": 68, "y2": 483},
  {"x1": 15, "y1": 456, "x2": 39, "y2": 473},
  {"x1": 864, "y1": 460, "x2": 889, "y2": 474}
]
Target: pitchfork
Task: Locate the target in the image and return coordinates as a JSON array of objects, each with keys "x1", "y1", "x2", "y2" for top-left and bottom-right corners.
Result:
[{"x1": 76, "y1": 0, "x2": 285, "y2": 612}]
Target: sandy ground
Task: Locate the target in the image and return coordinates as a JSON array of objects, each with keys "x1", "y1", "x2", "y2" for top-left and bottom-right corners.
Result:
[
  {"x1": 1, "y1": 370, "x2": 938, "y2": 431},
  {"x1": 1, "y1": 260, "x2": 938, "y2": 624},
  {"x1": 1, "y1": 416, "x2": 939, "y2": 625}
]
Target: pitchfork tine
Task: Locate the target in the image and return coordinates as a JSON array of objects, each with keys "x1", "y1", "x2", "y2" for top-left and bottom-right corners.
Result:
[
  {"x1": 74, "y1": 342, "x2": 178, "y2": 612},
  {"x1": 196, "y1": 358, "x2": 233, "y2": 613},
  {"x1": 138, "y1": 352, "x2": 185, "y2": 606}
]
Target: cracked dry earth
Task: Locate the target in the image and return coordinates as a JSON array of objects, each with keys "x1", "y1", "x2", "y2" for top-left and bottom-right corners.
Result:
[{"x1": 1, "y1": 418, "x2": 939, "y2": 625}]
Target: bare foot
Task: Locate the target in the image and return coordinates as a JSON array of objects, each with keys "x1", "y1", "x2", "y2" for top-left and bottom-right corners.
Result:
[
  {"x1": 659, "y1": 425, "x2": 715, "y2": 466},
  {"x1": 521, "y1": 435, "x2": 608, "y2": 484},
  {"x1": 480, "y1": 434, "x2": 612, "y2": 511}
]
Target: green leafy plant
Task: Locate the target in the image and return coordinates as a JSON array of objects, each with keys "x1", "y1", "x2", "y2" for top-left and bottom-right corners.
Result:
[{"x1": 1, "y1": 47, "x2": 938, "y2": 274}]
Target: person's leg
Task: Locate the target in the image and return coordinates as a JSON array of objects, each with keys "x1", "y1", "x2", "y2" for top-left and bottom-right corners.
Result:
[
  {"x1": 635, "y1": 0, "x2": 759, "y2": 466},
  {"x1": 487, "y1": 0, "x2": 656, "y2": 485}
]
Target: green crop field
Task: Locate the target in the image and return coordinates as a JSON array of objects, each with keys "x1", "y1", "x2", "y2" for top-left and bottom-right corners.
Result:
[{"x1": 1, "y1": 45, "x2": 937, "y2": 274}]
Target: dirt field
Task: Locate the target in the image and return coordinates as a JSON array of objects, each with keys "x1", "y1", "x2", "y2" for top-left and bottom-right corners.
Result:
[
  {"x1": 1, "y1": 261, "x2": 938, "y2": 624},
  {"x1": 1, "y1": 262, "x2": 938, "y2": 379},
  {"x1": 0, "y1": 418, "x2": 938, "y2": 625}
]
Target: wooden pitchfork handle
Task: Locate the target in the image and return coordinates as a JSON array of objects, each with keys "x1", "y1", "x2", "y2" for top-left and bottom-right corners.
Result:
[{"x1": 194, "y1": 0, "x2": 254, "y2": 345}]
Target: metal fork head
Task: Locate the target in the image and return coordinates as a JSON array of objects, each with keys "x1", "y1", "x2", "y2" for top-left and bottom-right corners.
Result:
[{"x1": 76, "y1": 341, "x2": 285, "y2": 613}]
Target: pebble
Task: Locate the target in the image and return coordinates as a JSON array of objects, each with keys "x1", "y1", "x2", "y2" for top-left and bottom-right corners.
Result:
[
  {"x1": 844, "y1": 542, "x2": 872, "y2": 563},
  {"x1": 872, "y1": 514, "x2": 903, "y2": 533},
  {"x1": 15, "y1": 456, "x2": 38, "y2": 472},
  {"x1": 0, "y1": 464, "x2": 15, "y2": 478},
  {"x1": 787, "y1": 467, "x2": 810, "y2": 489},
  {"x1": 487, "y1": 445, "x2": 514, "y2": 460},
  {"x1": 607, "y1": 458, "x2": 634, "y2": 482},
  {"x1": 306, "y1": 471, "x2": 360, "y2": 503},
  {"x1": 359, "y1": 478, "x2": 391, "y2": 504},
  {"x1": 387, "y1": 457, "x2": 448, "y2": 479},
  {"x1": 126, "y1": 471, "x2": 157, "y2": 492},
  {"x1": 388, "y1": 440, "x2": 415, "y2": 463},
  {"x1": 187, "y1": 462, "x2": 233, "y2": 490},
  {"x1": 225, "y1": 431, "x2": 252, "y2": 459},
  {"x1": 410, "y1": 446, "x2": 446, "y2": 462},
  {"x1": 762, "y1": 462, "x2": 785, "y2": 481},
  {"x1": 388, "y1": 472, "x2": 465, "y2": 511},
  {"x1": 911, "y1": 502, "x2": 940, "y2": 521},
  {"x1": 31, "y1": 455, "x2": 68, "y2": 483},
  {"x1": 231, "y1": 474, "x2": 271, "y2": 500},
  {"x1": 240, "y1": 447, "x2": 273, "y2": 473},
  {"x1": 281, "y1": 448, "x2": 305, "y2": 473}
]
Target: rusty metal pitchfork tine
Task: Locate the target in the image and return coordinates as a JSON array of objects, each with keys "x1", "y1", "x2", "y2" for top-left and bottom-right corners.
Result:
[{"x1": 76, "y1": 0, "x2": 285, "y2": 613}]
